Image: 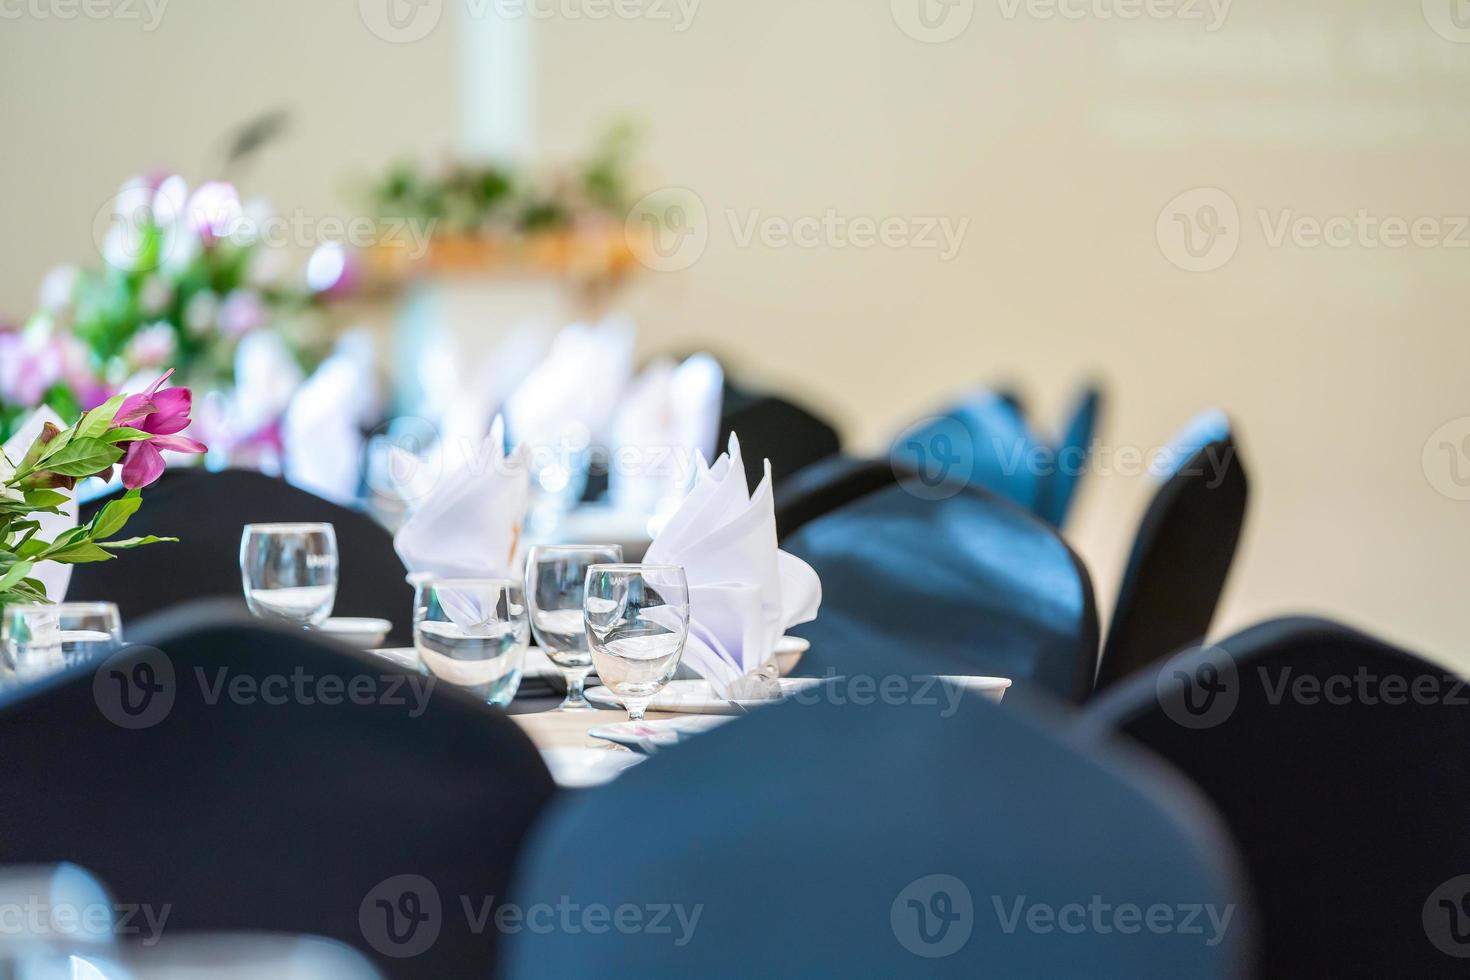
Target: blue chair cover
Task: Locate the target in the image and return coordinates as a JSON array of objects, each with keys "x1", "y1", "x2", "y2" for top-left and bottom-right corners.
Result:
[
  {"x1": 503, "y1": 694, "x2": 1252, "y2": 979},
  {"x1": 899, "y1": 389, "x2": 1043, "y2": 513},
  {"x1": 784, "y1": 483, "x2": 1098, "y2": 702},
  {"x1": 1035, "y1": 385, "x2": 1102, "y2": 529},
  {"x1": 1083, "y1": 616, "x2": 1469, "y2": 978}
]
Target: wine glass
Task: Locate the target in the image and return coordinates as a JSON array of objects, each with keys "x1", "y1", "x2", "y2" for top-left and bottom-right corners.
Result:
[
  {"x1": 2, "y1": 602, "x2": 123, "y2": 684},
  {"x1": 583, "y1": 564, "x2": 690, "y2": 721},
  {"x1": 413, "y1": 578, "x2": 528, "y2": 707},
  {"x1": 526, "y1": 544, "x2": 623, "y2": 711},
  {"x1": 239, "y1": 523, "x2": 338, "y2": 628}
]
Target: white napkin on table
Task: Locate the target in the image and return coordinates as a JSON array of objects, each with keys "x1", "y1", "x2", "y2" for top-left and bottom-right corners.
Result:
[
  {"x1": 3, "y1": 407, "x2": 76, "y2": 602},
  {"x1": 643, "y1": 434, "x2": 822, "y2": 696},
  {"x1": 393, "y1": 416, "x2": 529, "y2": 579},
  {"x1": 283, "y1": 334, "x2": 379, "y2": 505},
  {"x1": 609, "y1": 353, "x2": 724, "y2": 515},
  {"x1": 504, "y1": 316, "x2": 635, "y2": 451}
]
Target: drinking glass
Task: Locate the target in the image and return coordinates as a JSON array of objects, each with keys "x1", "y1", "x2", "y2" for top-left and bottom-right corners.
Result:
[
  {"x1": 526, "y1": 544, "x2": 623, "y2": 711},
  {"x1": 239, "y1": 523, "x2": 338, "y2": 628},
  {"x1": 2, "y1": 602, "x2": 123, "y2": 683},
  {"x1": 413, "y1": 578, "x2": 529, "y2": 706},
  {"x1": 583, "y1": 564, "x2": 690, "y2": 721}
]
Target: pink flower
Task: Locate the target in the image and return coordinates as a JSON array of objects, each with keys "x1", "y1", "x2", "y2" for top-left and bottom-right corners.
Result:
[
  {"x1": 112, "y1": 369, "x2": 207, "y2": 488},
  {"x1": 217, "y1": 289, "x2": 265, "y2": 337},
  {"x1": 0, "y1": 326, "x2": 62, "y2": 407}
]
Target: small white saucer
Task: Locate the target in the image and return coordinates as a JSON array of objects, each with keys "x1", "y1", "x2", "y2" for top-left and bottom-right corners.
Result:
[
  {"x1": 588, "y1": 715, "x2": 736, "y2": 753},
  {"x1": 316, "y1": 617, "x2": 392, "y2": 650},
  {"x1": 540, "y1": 748, "x2": 646, "y2": 788}
]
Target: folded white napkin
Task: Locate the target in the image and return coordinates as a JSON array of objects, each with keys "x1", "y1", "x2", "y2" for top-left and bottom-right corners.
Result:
[
  {"x1": 3, "y1": 407, "x2": 76, "y2": 602},
  {"x1": 282, "y1": 341, "x2": 377, "y2": 506},
  {"x1": 504, "y1": 316, "x2": 635, "y2": 451},
  {"x1": 643, "y1": 434, "x2": 822, "y2": 695},
  {"x1": 440, "y1": 322, "x2": 552, "y2": 458},
  {"x1": 393, "y1": 416, "x2": 529, "y2": 579},
  {"x1": 609, "y1": 353, "x2": 724, "y2": 516}
]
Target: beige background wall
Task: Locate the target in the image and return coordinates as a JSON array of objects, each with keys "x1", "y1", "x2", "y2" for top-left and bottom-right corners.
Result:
[{"x1": 3, "y1": 0, "x2": 1468, "y2": 667}]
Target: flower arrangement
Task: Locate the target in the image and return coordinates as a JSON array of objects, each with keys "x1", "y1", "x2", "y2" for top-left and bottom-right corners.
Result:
[
  {"x1": 362, "y1": 123, "x2": 646, "y2": 289},
  {"x1": 59, "y1": 173, "x2": 333, "y2": 393},
  {"x1": 0, "y1": 371, "x2": 205, "y2": 610}
]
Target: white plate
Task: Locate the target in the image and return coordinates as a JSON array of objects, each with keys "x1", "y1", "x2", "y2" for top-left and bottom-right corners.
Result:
[
  {"x1": 931, "y1": 675, "x2": 1012, "y2": 703},
  {"x1": 317, "y1": 617, "x2": 392, "y2": 650},
  {"x1": 588, "y1": 715, "x2": 736, "y2": 753},
  {"x1": 367, "y1": 647, "x2": 421, "y2": 672},
  {"x1": 772, "y1": 636, "x2": 810, "y2": 676},
  {"x1": 540, "y1": 747, "x2": 646, "y2": 788},
  {"x1": 585, "y1": 677, "x2": 826, "y2": 715}
]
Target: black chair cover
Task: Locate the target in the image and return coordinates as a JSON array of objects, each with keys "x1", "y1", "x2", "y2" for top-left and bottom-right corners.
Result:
[
  {"x1": 503, "y1": 693, "x2": 1252, "y2": 978},
  {"x1": 718, "y1": 382, "x2": 840, "y2": 489},
  {"x1": 1092, "y1": 414, "x2": 1247, "y2": 693},
  {"x1": 784, "y1": 482, "x2": 1099, "y2": 702},
  {"x1": 73, "y1": 469, "x2": 415, "y2": 645},
  {"x1": 0, "y1": 603, "x2": 556, "y2": 978},
  {"x1": 1082, "y1": 616, "x2": 1470, "y2": 978}
]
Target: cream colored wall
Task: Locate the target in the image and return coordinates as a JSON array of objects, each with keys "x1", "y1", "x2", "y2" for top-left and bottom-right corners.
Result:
[
  {"x1": 537, "y1": 0, "x2": 1470, "y2": 669},
  {"x1": 2, "y1": 1, "x2": 1467, "y2": 668}
]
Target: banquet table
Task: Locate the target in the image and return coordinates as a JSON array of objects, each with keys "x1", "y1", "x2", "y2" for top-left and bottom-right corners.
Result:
[{"x1": 508, "y1": 703, "x2": 680, "y2": 751}]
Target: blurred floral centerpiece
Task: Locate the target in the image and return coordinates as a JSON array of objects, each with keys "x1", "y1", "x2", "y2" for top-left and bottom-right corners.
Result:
[
  {"x1": 0, "y1": 370, "x2": 205, "y2": 611},
  {"x1": 363, "y1": 123, "x2": 649, "y2": 298},
  {"x1": 26, "y1": 173, "x2": 343, "y2": 465}
]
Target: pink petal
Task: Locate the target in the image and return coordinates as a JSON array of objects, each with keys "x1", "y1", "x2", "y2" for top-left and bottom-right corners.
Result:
[
  {"x1": 113, "y1": 393, "x2": 154, "y2": 427},
  {"x1": 148, "y1": 433, "x2": 207, "y2": 455},
  {"x1": 121, "y1": 441, "x2": 166, "y2": 489},
  {"x1": 145, "y1": 387, "x2": 193, "y2": 434}
]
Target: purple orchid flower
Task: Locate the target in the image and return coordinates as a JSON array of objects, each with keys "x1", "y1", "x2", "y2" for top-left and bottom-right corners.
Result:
[{"x1": 112, "y1": 369, "x2": 207, "y2": 488}]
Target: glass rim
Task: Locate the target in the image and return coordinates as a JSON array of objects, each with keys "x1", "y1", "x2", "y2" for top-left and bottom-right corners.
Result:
[
  {"x1": 528, "y1": 544, "x2": 625, "y2": 555},
  {"x1": 242, "y1": 522, "x2": 336, "y2": 534},
  {"x1": 585, "y1": 563, "x2": 686, "y2": 575},
  {"x1": 414, "y1": 576, "x2": 522, "y2": 590},
  {"x1": 3, "y1": 601, "x2": 120, "y2": 616}
]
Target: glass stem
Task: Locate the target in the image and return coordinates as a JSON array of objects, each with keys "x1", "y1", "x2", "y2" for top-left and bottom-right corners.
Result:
[{"x1": 561, "y1": 668, "x2": 592, "y2": 709}]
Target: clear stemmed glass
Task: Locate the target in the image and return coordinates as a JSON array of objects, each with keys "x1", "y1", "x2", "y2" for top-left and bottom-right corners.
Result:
[
  {"x1": 583, "y1": 564, "x2": 690, "y2": 721},
  {"x1": 1, "y1": 602, "x2": 123, "y2": 684},
  {"x1": 526, "y1": 544, "x2": 623, "y2": 711},
  {"x1": 239, "y1": 523, "x2": 339, "y2": 628},
  {"x1": 413, "y1": 578, "x2": 529, "y2": 707}
]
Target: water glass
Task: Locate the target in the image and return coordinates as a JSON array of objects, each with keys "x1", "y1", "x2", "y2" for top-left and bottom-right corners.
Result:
[
  {"x1": 239, "y1": 523, "x2": 339, "y2": 628},
  {"x1": 413, "y1": 578, "x2": 529, "y2": 706},
  {"x1": 2, "y1": 602, "x2": 123, "y2": 683},
  {"x1": 584, "y1": 564, "x2": 690, "y2": 721},
  {"x1": 526, "y1": 544, "x2": 623, "y2": 711}
]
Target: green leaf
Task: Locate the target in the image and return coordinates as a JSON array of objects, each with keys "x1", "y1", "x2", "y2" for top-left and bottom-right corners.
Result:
[
  {"x1": 0, "y1": 560, "x2": 32, "y2": 592},
  {"x1": 22, "y1": 489, "x2": 69, "y2": 510},
  {"x1": 97, "y1": 535, "x2": 176, "y2": 550},
  {"x1": 38, "y1": 438, "x2": 123, "y2": 478},
  {"x1": 76, "y1": 394, "x2": 128, "y2": 440},
  {"x1": 89, "y1": 491, "x2": 141, "y2": 540},
  {"x1": 103, "y1": 427, "x2": 151, "y2": 444},
  {"x1": 44, "y1": 542, "x2": 114, "y2": 564}
]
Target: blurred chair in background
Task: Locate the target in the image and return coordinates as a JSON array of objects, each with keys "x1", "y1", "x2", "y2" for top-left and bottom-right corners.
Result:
[
  {"x1": 0, "y1": 605, "x2": 556, "y2": 979},
  {"x1": 1091, "y1": 411, "x2": 1247, "y2": 693},
  {"x1": 718, "y1": 381, "x2": 841, "y2": 490},
  {"x1": 503, "y1": 694, "x2": 1252, "y2": 978},
  {"x1": 1034, "y1": 385, "x2": 1102, "y2": 529},
  {"x1": 783, "y1": 482, "x2": 1098, "y2": 702},
  {"x1": 1081, "y1": 617, "x2": 1470, "y2": 978},
  {"x1": 72, "y1": 469, "x2": 416, "y2": 645}
]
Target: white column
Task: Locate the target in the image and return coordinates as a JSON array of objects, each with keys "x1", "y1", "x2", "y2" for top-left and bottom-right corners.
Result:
[{"x1": 456, "y1": 3, "x2": 534, "y2": 163}]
